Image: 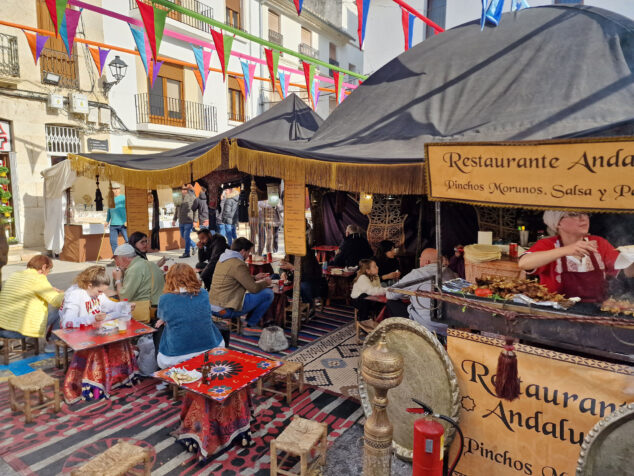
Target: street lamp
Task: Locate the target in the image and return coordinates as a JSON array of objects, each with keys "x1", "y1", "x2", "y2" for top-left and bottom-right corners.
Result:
[{"x1": 103, "y1": 56, "x2": 128, "y2": 93}]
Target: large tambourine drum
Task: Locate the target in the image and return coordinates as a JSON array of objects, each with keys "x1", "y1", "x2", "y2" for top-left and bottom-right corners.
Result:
[
  {"x1": 358, "y1": 318, "x2": 460, "y2": 460},
  {"x1": 576, "y1": 402, "x2": 634, "y2": 476}
]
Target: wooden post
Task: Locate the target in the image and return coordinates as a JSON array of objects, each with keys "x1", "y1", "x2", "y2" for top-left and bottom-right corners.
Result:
[
  {"x1": 125, "y1": 187, "x2": 150, "y2": 239},
  {"x1": 291, "y1": 255, "x2": 302, "y2": 347}
]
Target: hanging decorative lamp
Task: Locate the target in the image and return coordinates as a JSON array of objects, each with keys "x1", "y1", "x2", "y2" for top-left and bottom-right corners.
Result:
[{"x1": 359, "y1": 192, "x2": 373, "y2": 215}]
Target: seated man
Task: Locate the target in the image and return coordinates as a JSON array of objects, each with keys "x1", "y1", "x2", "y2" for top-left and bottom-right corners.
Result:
[
  {"x1": 332, "y1": 224, "x2": 374, "y2": 268},
  {"x1": 112, "y1": 243, "x2": 165, "y2": 321},
  {"x1": 385, "y1": 248, "x2": 457, "y2": 342},
  {"x1": 210, "y1": 237, "x2": 273, "y2": 330},
  {"x1": 199, "y1": 233, "x2": 228, "y2": 291},
  {"x1": 195, "y1": 229, "x2": 214, "y2": 272}
]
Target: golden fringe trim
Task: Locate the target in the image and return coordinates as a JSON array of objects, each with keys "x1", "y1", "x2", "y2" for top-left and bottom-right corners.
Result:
[
  {"x1": 68, "y1": 145, "x2": 223, "y2": 189},
  {"x1": 228, "y1": 141, "x2": 426, "y2": 195}
]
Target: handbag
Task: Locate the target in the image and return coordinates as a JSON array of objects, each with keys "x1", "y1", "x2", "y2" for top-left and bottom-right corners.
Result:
[
  {"x1": 131, "y1": 260, "x2": 157, "y2": 324},
  {"x1": 258, "y1": 326, "x2": 289, "y2": 352}
]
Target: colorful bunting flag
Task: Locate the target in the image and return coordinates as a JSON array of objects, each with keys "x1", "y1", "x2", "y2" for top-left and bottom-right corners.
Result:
[
  {"x1": 88, "y1": 46, "x2": 110, "y2": 76},
  {"x1": 311, "y1": 79, "x2": 320, "y2": 109},
  {"x1": 512, "y1": 0, "x2": 529, "y2": 11},
  {"x1": 45, "y1": 0, "x2": 68, "y2": 37},
  {"x1": 355, "y1": 0, "x2": 371, "y2": 49},
  {"x1": 240, "y1": 60, "x2": 256, "y2": 97},
  {"x1": 401, "y1": 8, "x2": 416, "y2": 51},
  {"x1": 482, "y1": 0, "x2": 505, "y2": 28},
  {"x1": 136, "y1": 0, "x2": 168, "y2": 62},
  {"x1": 278, "y1": 71, "x2": 291, "y2": 98},
  {"x1": 191, "y1": 44, "x2": 212, "y2": 92},
  {"x1": 293, "y1": 0, "x2": 304, "y2": 15},
  {"x1": 23, "y1": 31, "x2": 49, "y2": 64},
  {"x1": 265, "y1": 48, "x2": 280, "y2": 89},
  {"x1": 210, "y1": 29, "x2": 234, "y2": 82},
  {"x1": 129, "y1": 24, "x2": 153, "y2": 79},
  {"x1": 59, "y1": 8, "x2": 82, "y2": 58},
  {"x1": 333, "y1": 71, "x2": 345, "y2": 104},
  {"x1": 149, "y1": 59, "x2": 163, "y2": 88},
  {"x1": 302, "y1": 61, "x2": 315, "y2": 100},
  {"x1": 236, "y1": 76, "x2": 246, "y2": 100}
]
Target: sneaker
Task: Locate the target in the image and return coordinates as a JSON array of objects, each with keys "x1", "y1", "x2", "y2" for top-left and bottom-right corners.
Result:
[{"x1": 179, "y1": 253, "x2": 191, "y2": 259}]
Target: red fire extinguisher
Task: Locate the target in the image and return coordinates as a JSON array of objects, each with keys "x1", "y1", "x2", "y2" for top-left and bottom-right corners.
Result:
[{"x1": 407, "y1": 399, "x2": 464, "y2": 476}]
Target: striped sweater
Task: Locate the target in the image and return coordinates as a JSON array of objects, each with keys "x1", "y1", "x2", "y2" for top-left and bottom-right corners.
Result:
[{"x1": 0, "y1": 268, "x2": 64, "y2": 338}]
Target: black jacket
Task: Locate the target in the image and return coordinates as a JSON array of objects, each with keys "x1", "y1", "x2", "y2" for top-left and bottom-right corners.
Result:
[
  {"x1": 200, "y1": 236, "x2": 229, "y2": 290},
  {"x1": 332, "y1": 233, "x2": 374, "y2": 268},
  {"x1": 220, "y1": 196, "x2": 238, "y2": 225},
  {"x1": 192, "y1": 191, "x2": 209, "y2": 223}
]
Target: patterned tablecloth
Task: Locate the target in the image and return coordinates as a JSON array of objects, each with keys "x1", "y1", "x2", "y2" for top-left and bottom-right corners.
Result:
[
  {"x1": 154, "y1": 348, "x2": 283, "y2": 403},
  {"x1": 52, "y1": 320, "x2": 155, "y2": 351}
]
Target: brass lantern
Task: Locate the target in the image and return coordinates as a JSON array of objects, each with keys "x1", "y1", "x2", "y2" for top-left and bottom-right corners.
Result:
[{"x1": 359, "y1": 192, "x2": 373, "y2": 215}]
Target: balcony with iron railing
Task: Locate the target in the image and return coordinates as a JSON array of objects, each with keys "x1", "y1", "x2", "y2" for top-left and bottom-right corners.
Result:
[
  {"x1": 135, "y1": 93, "x2": 218, "y2": 132},
  {"x1": 228, "y1": 112, "x2": 249, "y2": 123},
  {"x1": 40, "y1": 48, "x2": 79, "y2": 89},
  {"x1": 131, "y1": 0, "x2": 213, "y2": 33},
  {"x1": 298, "y1": 43, "x2": 318, "y2": 59},
  {"x1": 0, "y1": 33, "x2": 19, "y2": 78},
  {"x1": 268, "y1": 30, "x2": 283, "y2": 47}
]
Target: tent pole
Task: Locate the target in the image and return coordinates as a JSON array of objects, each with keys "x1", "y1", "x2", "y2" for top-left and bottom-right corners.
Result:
[
  {"x1": 291, "y1": 255, "x2": 302, "y2": 347},
  {"x1": 415, "y1": 196, "x2": 424, "y2": 258},
  {"x1": 433, "y1": 201, "x2": 442, "y2": 322}
]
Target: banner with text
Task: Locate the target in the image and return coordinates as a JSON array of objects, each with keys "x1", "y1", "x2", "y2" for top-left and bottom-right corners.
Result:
[
  {"x1": 284, "y1": 181, "x2": 306, "y2": 256},
  {"x1": 447, "y1": 330, "x2": 633, "y2": 476},
  {"x1": 425, "y1": 139, "x2": 634, "y2": 211}
]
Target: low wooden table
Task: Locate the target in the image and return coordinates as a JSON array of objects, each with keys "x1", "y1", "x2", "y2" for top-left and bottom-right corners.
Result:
[
  {"x1": 323, "y1": 267, "x2": 355, "y2": 305},
  {"x1": 53, "y1": 320, "x2": 155, "y2": 352}
]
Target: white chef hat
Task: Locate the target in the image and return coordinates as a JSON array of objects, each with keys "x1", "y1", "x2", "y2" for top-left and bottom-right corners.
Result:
[{"x1": 543, "y1": 210, "x2": 566, "y2": 236}]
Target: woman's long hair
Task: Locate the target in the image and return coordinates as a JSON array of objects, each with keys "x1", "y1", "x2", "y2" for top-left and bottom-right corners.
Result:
[
  {"x1": 74, "y1": 265, "x2": 110, "y2": 289},
  {"x1": 354, "y1": 259, "x2": 378, "y2": 284},
  {"x1": 163, "y1": 263, "x2": 201, "y2": 295},
  {"x1": 374, "y1": 240, "x2": 395, "y2": 261},
  {"x1": 128, "y1": 231, "x2": 148, "y2": 259}
]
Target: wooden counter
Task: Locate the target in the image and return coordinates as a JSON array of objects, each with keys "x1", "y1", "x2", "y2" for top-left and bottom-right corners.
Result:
[
  {"x1": 465, "y1": 256, "x2": 526, "y2": 282},
  {"x1": 60, "y1": 225, "x2": 185, "y2": 262}
]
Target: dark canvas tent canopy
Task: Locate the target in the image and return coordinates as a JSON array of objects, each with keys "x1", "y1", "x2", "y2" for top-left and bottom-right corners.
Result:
[
  {"x1": 232, "y1": 5, "x2": 634, "y2": 195},
  {"x1": 69, "y1": 94, "x2": 322, "y2": 188}
]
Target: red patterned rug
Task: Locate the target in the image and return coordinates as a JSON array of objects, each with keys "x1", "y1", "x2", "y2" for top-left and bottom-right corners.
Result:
[{"x1": 0, "y1": 373, "x2": 362, "y2": 475}]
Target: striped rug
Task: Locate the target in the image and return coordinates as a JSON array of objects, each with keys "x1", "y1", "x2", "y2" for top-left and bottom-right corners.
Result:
[
  {"x1": 228, "y1": 304, "x2": 356, "y2": 359},
  {"x1": 0, "y1": 376, "x2": 362, "y2": 475}
]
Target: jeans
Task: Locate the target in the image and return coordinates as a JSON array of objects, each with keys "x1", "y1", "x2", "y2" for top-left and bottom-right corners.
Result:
[
  {"x1": 179, "y1": 223, "x2": 196, "y2": 255},
  {"x1": 109, "y1": 225, "x2": 128, "y2": 253},
  {"x1": 219, "y1": 224, "x2": 236, "y2": 246},
  {"x1": 212, "y1": 288, "x2": 274, "y2": 327}
]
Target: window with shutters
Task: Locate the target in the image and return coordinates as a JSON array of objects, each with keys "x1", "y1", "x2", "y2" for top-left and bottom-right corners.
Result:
[
  {"x1": 226, "y1": 0, "x2": 242, "y2": 30},
  {"x1": 148, "y1": 63, "x2": 185, "y2": 127},
  {"x1": 227, "y1": 76, "x2": 245, "y2": 122},
  {"x1": 36, "y1": 0, "x2": 79, "y2": 89}
]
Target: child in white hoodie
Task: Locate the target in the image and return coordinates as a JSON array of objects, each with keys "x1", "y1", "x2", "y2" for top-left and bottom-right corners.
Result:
[
  {"x1": 350, "y1": 259, "x2": 385, "y2": 330},
  {"x1": 60, "y1": 265, "x2": 131, "y2": 328}
]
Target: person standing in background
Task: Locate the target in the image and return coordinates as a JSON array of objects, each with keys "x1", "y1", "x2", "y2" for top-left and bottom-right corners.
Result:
[
  {"x1": 172, "y1": 184, "x2": 197, "y2": 258},
  {"x1": 219, "y1": 189, "x2": 238, "y2": 246},
  {"x1": 105, "y1": 183, "x2": 127, "y2": 255},
  {"x1": 193, "y1": 188, "x2": 209, "y2": 231}
]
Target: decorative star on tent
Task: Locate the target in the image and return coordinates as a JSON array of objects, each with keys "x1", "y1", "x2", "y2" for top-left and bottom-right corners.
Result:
[
  {"x1": 23, "y1": 31, "x2": 49, "y2": 64},
  {"x1": 210, "y1": 29, "x2": 234, "y2": 82},
  {"x1": 45, "y1": 0, "x2": 68, "y2": 37},
  {"x1": 136, "y1": 0, "x2": 168, "y2": 62},
  {"x1": 88, "y1": 46, "x2": 110, "y2": 76},
  {"x1": 265, "y1": 48, "x2": 280, "y2": 89},
  {"x1": 60, "y1": 8, "x2": 82, "y2": 58},
  {"x1": 401, "y1": 7, "x2": 416, "y2": 51},
  {"x1": 355, "y1": 0, "x2": 371, "y2": 49},
  {"x1": 240, "y1": 60, "x2": 256, "y2": 98}
]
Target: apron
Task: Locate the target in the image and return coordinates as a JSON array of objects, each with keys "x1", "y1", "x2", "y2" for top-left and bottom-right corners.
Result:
[{"x1": 560, "y1": 251, "x2": 606, "y2": 302}]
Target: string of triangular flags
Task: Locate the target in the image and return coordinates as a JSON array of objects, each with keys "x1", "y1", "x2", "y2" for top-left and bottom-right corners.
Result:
[
  {"x1": 27, "y1": 0, "x2": 82, "y2": 61},
  {"x1": 481, "y1": 0, "x2": 529, "y2": 29}
]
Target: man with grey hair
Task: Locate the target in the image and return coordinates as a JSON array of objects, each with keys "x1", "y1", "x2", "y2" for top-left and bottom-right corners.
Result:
[{"x1": 112, "y1": 243, "x2": 164, "y2": 307}]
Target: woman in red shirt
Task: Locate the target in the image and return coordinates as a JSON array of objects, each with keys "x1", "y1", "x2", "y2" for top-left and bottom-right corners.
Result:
[{"x1": 518, "y1": 211, "x2": 634, "y2": 302}]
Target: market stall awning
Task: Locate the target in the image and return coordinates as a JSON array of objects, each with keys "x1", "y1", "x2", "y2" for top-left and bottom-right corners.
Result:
[
  {"x1": 232, "y1": 5, "x2": 634, "y2": 195},
  {"x1": 69, "y1": 94, "x2": 322, "y2": 189}
]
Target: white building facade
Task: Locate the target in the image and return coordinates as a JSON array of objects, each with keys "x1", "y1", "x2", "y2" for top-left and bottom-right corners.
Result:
[{"x1": 0, "y1": 0, "x2": 363, "y2": 248}]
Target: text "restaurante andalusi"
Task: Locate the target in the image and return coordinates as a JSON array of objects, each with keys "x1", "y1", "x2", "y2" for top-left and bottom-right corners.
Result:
[{"x1": 442, "y1": 149, "x2": 634, "y2": 174}]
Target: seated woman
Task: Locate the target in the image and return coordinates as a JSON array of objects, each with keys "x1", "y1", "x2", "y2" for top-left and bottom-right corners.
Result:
[
  {"x1": 156, "y1": 263, "x2": 224, "y2": 369},
  {"x1": 59, "y1": 265, "x2": 138, "y2": 403},
  {"x1": 128, "y1": 231, "x2": 167, "y2": 266},
  {"x1": 351, "y1": 259, "x2": 386, "y2": 332},
  {"x1": 374, "y1": 240, "x2": 401, "y2": 286},
  {"x1": 0, "y1": 255, "x2": 63, "y2": 347}
]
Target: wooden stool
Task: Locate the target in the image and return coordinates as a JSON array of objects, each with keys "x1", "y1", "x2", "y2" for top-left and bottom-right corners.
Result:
[
  {"x1": 257, "y1": 360, "x2": 304, "y2": 405},
  {"x1": 54, "y1": 340, "x2": 70, "y2": 370},
  {"x1": 8, "y1": 370, "x2": 60, "y2": 423},
  {"x1": 2, "y1": 337, "x2": 39, "y2": 365},
  {"x1": 213, "y1": 315, "x2": 242, "y2": 335},
  {"x1": 270, "y1": 416, "x2": 328, "y2": 476},
  {"x1": 70, "y1": 440, "x2": 152, "y2": 475},
  {"x1": 283, "y1": 301, "x2": 311, "y2": 328}
]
